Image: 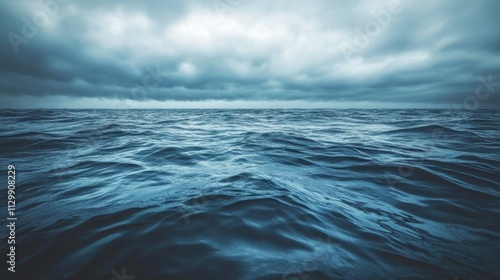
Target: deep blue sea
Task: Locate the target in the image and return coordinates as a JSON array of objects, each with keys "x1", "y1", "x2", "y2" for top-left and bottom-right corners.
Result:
[{"x1": 0, "y1": 109, "x2": 499, "y2": 280}]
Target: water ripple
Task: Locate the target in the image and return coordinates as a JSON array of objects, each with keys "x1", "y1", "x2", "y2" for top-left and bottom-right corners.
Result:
[{"x1": 0, "y1": 109, "x2": 499, "y2": 279}]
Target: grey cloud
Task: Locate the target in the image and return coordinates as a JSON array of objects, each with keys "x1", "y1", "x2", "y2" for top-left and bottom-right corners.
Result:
[{"x1": 0, "y1": 0, "x2": 499, "y2": 108}]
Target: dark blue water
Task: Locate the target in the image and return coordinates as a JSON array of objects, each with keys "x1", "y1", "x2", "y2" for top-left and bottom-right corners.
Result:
[{"x1": 0, "y1": 109, "x2": 499, "y2": 280}]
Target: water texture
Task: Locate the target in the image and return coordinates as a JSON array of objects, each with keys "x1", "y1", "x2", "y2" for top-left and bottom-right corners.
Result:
[{"x1": 0, "y1": 109, "x2": 499, "y2": 279}]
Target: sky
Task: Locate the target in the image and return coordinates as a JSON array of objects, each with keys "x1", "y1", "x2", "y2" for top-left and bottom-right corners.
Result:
[{"x1": 0, "y1": 0, "x2": 499, "y2": 109}]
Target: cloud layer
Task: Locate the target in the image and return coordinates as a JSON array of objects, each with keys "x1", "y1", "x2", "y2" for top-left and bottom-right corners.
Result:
[{"x1": 1, "y1": 0, "x2": 499, "y2": 108}]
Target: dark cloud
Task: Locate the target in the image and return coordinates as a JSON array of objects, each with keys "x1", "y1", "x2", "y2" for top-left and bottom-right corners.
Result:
[{"x1": 0, "y1": 0, "x2": 499, "y2": 108}]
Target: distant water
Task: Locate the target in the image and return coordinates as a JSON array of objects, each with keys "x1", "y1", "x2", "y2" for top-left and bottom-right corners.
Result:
[{"x1": 0, "y1": 109, "x2": 499, "y2": 280}]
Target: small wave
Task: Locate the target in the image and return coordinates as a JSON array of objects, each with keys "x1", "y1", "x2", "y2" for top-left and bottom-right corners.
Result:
[{"x1": 382, "y1": 124, "x2": 481, "y2": 138}]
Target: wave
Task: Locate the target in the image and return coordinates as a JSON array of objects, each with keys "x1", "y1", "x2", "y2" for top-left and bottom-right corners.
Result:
[
  {"x1": 382, "y1": 124, "x2": 482, "y2": 138},
  {"x1": 1, "y1": 109, "x2": 499, "y2": 279}
]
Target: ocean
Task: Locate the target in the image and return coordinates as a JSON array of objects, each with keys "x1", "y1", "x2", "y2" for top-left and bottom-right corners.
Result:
[{"x1": 0, "y1": 109, "x2": 499, "y2": 279}]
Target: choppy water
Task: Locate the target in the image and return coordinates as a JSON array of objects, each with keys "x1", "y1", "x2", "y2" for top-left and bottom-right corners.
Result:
[{"x1": 0, "y1": 109, "x2": 499, "y2": 280}]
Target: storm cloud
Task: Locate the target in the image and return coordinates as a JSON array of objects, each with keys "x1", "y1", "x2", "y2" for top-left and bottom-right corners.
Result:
[{"x1": 1, "y1": 0, "x2": 499, "y2": 108}]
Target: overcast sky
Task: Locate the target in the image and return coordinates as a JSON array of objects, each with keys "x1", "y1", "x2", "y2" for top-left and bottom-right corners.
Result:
[{"x1": 1, "y1": 0, "x2": 499, "y2": 108}]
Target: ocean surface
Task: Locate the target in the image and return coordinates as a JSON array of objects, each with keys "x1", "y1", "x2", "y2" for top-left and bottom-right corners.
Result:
[{"x1": 0, "y1": 109, "x2": 499, "y2": 280}]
